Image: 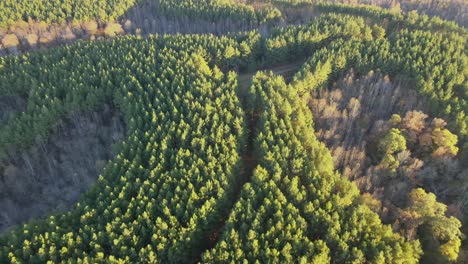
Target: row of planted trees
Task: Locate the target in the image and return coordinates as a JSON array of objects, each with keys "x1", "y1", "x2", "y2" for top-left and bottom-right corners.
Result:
[
  {"x1": 269, "y1": 15, "x2": 467, "y2": 152},
  {"x1": 0, "y1": 5, "x2": 466, "y2": 263},
  {"x1": 202, "y1": 72, "x2": 422, "y2": 263},
  {"x1": 0, "y1": 0, "x2": 283, "y2": 31},
  {"x1": 0, "y1": 0, "x2": 138, "y2": 28},
  {"x1": 1, "y1": 37, "x2": 248, "y2": 263}
]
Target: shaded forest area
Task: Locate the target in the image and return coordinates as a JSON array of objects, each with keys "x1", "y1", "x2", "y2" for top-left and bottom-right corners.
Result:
[{"x1": 0, "y1": 106, "x2": 125, "y2": 233}]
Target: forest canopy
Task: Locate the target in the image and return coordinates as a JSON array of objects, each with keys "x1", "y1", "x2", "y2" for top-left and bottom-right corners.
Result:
[{"x1": 0, "y1": 1, "x2": 466, "y2": 263}]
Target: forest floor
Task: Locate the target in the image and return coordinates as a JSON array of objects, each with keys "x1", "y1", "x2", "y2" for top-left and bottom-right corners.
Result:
[{"x1": 0, "y1": 107, "x2": 125, "y2": 234}]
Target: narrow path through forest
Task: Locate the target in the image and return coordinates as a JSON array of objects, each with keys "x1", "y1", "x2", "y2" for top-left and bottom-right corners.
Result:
[{"x1": 195, "y1": 62, "x2": 302, "y2": 261}]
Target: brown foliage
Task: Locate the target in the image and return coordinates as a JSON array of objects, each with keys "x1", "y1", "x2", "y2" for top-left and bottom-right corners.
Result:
[
  {"x1": 82, "y1": 21, "x2": 98, "y2": 35},
  {"x1": 104, "y1": 22, "x2": 123, "y2": 37},
  {"x1": 1, "y1": 34, "x2": 20, "y2": 48},
  {"x1": 24, "y1": 34, "x2": 38, "y2": 47},
  {"x1": 59, "y1": 27, "x2": 76, "y2": 42},
  {"x1": 123, "y1": 19, "x2": 133, "y2": 32},
  {"x1": 309, "y1": 70, "x2": 465, "y2": 246}
]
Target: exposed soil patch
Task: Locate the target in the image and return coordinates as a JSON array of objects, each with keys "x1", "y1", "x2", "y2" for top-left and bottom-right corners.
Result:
[{"x1": 0, "y1": 106, "x2": 125, "y2": 233}]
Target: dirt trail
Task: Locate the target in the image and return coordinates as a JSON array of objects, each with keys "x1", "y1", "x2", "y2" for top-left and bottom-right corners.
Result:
[
  {"x1": 196, "y1": 61, "x2": 303, "y2": 260},
  {"x1": 238, "y1": 62, "x2": 303, "y2": 92}
]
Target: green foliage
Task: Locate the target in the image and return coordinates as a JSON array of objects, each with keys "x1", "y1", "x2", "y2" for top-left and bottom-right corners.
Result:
[
  {"x1": 203, "y1": 72, "x2": 421, "y2": 263},
  {"x1": 431, "y1": 128, "x2": 459, "y2": 156},
  {"x1": 0, "y1": 37, "x2": 247, "y2": 263},
  {"x1": 439, "y1": 237, "x2": 461, "y2": 262},
  {"x1": 0, "y1": 0, "x2": 138, "y2": 27},
  {"x1": 289, "y1": 17, "x2": 467, "y2": 153},
  {"x1": 401, "y1": 189, "x2": 463, "y2": 262},
  {"x1": 0, "y1": 2, "x2": 466, "y2": 263},
  {"x1": 379, "y1": 128, "x2": 407, "y2": 155},
  {"x1": 380, "y1": 154, "x2": 400, "y2": 173},
  {"x1": 0, "y1": 33, "x2": 252, "y2": 156},
  {"x1": 389, "y1": 114, "x2": 402, "y2": 127},
  {"x1": 372, "y1": 24, "x2": 386, "y2": 39},
  {"x1": 0, "y1": 0, "x2": 282, "y2": 30},
  {"x1": 406, "y1": 188, "x2": 446, "y2": 217},
  {"x1": 158, "y1": 0, "x2": 281, "y2": 28}
]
